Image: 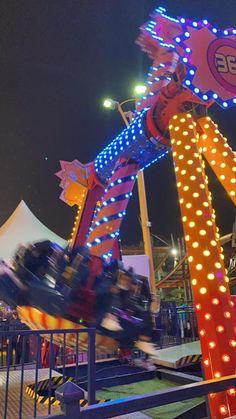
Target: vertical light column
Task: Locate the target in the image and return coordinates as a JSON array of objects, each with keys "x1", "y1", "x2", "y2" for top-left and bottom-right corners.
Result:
[
  {"x1": 169, "y1": 112, "x2": 236, "y2": 418},
  {"x1": 198, "y1": 116, "x2": 236, "y2": 205},
  {"x1": 69, "y1": 198, "x2": 87, "y2": 248}
]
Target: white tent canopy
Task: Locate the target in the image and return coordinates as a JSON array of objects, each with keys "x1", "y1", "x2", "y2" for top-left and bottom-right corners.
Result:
[{"x1": 0, "y1": 200, "x2": 67, "y2": 260}]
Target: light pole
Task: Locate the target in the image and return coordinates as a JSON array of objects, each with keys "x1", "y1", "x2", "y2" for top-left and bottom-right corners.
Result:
[{"x1": 103, "y1": 88, "x2": 158, "y2": 311}]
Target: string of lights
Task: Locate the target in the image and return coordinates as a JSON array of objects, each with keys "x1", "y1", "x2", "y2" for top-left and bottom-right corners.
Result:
[{"x1": 94, "y1": 109, "x2": 169, "y2": 182}]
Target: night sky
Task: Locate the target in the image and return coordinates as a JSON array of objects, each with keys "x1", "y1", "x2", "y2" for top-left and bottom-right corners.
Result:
[{"x1": 0, "y1": 0, "x2": 235, "y2": 246}]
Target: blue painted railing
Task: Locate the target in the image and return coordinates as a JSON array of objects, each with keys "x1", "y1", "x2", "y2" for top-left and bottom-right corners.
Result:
[
  {"x1": 0, "y1": 327, "x2": 96, "y2": 419},
  {"x1": 48, "y1": 374, "x2": 236, "y2": 418}
]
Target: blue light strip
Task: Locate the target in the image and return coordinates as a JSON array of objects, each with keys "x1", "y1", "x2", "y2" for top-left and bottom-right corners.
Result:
[
  {"x1": 102, "y1": 251, "x2": 113, "y2": 260},
  {"x1": 155, "y1": 7, "x2": 180, "y2": 24},
  {"x1": 136, "y1": 62, "x2": 174, "y2": 107},
  {"x1": 88, "y1": 210, "x2": 127, "y2": 233},
  {"x1": 88, "y1": 190, "x2": 133, "y2": 236},
  {"x1": 94, "y1": 109, "x2": 169, "y2": 182},
  {"x1": 87, "y1": 229, "x2": 120, "y2": 248},
  {"x1": 141, "y1": 7, "x2": 179, "y2": 52},
  {"x1": 144, "y1": 21, "x2": 175, "y2": 49},
  {"x1": 140, "y1": 149, "x2": 169, "y2": 171},
  {"x1": 104, "y1": 174, "x2": 137, "y2": 192},
  {"x1": 101, "y1": 191, "x2": 133, "y2": 207}
]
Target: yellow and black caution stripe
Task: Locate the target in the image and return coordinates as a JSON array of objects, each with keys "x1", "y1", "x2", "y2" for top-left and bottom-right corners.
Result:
[
  {"x1": 26, "y1": 391, "x2": 61, "y2": 406},
  {"x1": 176, "y1": 354, "x2": 201, "y2": 368},
  {"x1": 26, "y1": 376, "x2": 72, "y2": 399},
  {"x1": 26, "y1": 375, "x2": 74, "y2": 395},
  {"x1": 26, "y1": 377, "x2": 111, "y2": 406}
]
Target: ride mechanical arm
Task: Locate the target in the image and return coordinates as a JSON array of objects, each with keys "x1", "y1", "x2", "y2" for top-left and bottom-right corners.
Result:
[{"x1": 57, "y1": 7, "x2": 236, "y2": 261}]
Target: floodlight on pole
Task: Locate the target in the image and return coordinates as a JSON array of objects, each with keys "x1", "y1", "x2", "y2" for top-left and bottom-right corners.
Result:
[
  {"x1": 134, "y1": 84, "x2": 147, "y2": 96},
  {"x1": 103, "y1": 98, "x2": 130, "y2": 126},
  {"x1": 103, "y1": 98, "x2": 119, "y2": 110}
]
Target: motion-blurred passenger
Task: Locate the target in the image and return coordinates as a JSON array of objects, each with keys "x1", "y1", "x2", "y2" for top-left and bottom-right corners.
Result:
[{"x1": 101, "y1": 264, "x2": 132, "y2": 331}]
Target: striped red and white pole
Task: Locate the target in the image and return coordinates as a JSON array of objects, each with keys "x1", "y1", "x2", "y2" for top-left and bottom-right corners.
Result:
[{"x1": 86, "y1": 158, "x2": 139, "y2": 259}]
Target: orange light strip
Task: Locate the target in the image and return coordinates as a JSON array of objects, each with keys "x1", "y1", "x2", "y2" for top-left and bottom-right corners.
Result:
[
  {"x1": 169, "y1": 112, "x2": 236, "y2": 418},
  {"x1": 198, "y1": 116, "x2": 236, "y2": 205},
  {"x1": 69, "y1": 189, "x2": 88, "y2": 248}
]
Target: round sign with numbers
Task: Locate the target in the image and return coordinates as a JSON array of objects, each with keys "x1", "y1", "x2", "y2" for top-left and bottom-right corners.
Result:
[{"x1": 207, "y1": 38, "x2": 236, "y2": 94}]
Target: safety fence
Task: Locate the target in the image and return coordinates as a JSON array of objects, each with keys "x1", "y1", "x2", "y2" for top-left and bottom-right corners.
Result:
[
  {"x1": 0, "y1": 320, "x2": 31, "y2": 367},
  {"x1": 0, "y1": 304, "x2": 198, "y2": 370},
  {"x1": 155, "y1": 301, "x2": 198, "y2": 348},
  {"x1": 0, "y1": 321, "x2": 113, "y2": 368},
  {"x1": 0, "y1": 327, "x2": 96, "y2": 419},
  {"x1": 43, "y1": 374, "x2": 236, "y2": 418}
]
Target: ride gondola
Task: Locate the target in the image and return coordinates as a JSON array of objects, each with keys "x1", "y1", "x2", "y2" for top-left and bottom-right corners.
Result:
[{"x1": 0, "y1": 240, "x2": 156, "y2": 355}]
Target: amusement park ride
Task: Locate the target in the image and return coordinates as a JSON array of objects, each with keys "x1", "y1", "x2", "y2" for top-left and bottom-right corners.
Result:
[{"x1": 1, "y1": 6, "x2": 236, "y2": 418}]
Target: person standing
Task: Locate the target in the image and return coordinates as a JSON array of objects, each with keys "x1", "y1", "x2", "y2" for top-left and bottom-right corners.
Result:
[{"x1": 8, "y1": 311, "x2": 22, "y2": 364}]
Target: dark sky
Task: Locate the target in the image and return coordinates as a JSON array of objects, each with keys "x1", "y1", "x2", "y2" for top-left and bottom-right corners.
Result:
[{"x1": 0, "y1": 0, "x2": 235, "y2": 246}]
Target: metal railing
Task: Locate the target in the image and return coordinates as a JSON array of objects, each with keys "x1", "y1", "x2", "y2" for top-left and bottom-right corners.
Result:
[
  {"x1": 47, "y1": 374, "x2": 236, "y2": 418},
  {"x1": 0, "y1": 320, "x2": 9, "y2": 367},
  {"x1": 0, "y1": 327, "x2": 96, "y2": 419},
  {"x1": 155, "y1": 302, "x2": 198, "y2": 348},
  {"x1": 0, "y1": 320, "x2": 31, "y2": 367}
]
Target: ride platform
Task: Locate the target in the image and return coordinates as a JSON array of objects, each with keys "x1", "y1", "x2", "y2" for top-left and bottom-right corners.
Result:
[
  {"x1": 0, "y1": 367, "x2": 62, "y2": 418},
  {"x1": 152, "y1": 341, "x2": 201, "y2": 369}
]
